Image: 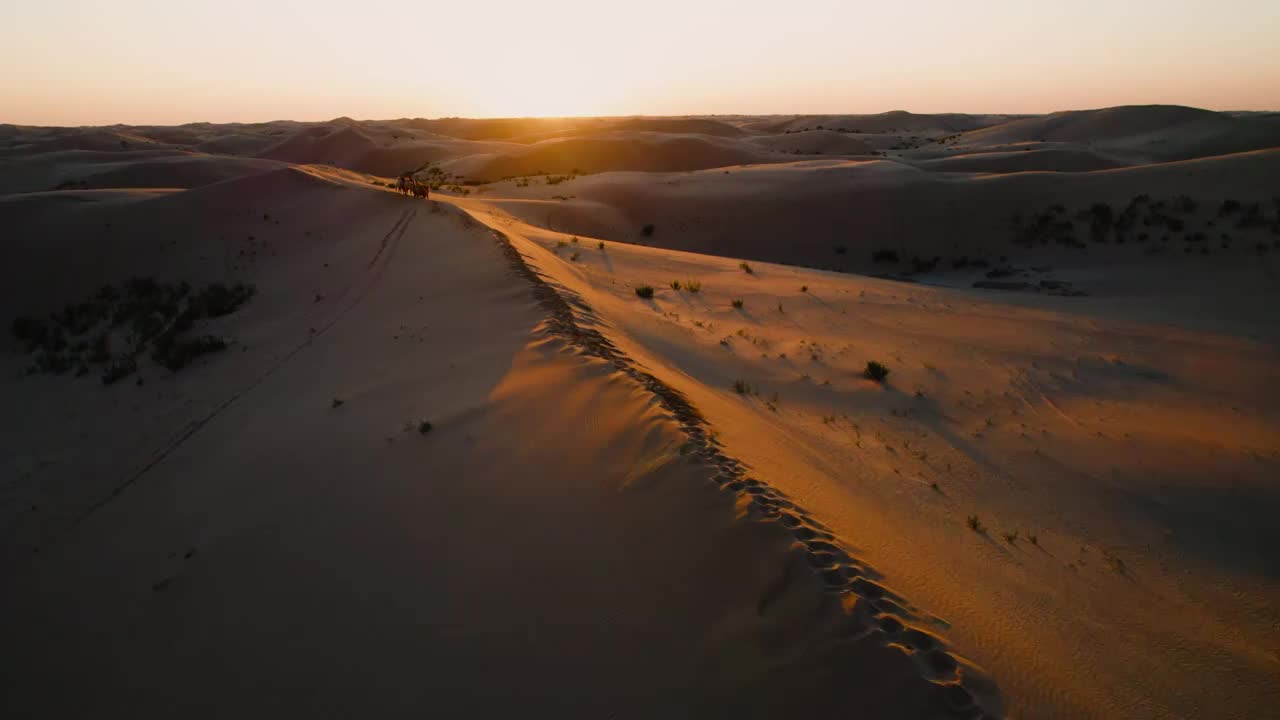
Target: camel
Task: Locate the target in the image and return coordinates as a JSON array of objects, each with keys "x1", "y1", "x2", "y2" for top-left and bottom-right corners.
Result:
[{"x1": 395, "y1": 173, "x2": 430, "y2": 199}]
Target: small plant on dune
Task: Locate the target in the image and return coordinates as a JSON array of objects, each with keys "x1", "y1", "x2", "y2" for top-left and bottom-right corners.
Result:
[
  {"x1": 570, "y1": 236, "x2": 579, "y2": 244},
  {"x1": 11, "y1": 316, "x2": 49, "y2": 352},
  {"x1": 800, "y1": 285, "x2": 808, "y2": 293},
  {"x1": 733, "y1": 379, "x2": 753, "y2": 395},
  {"x1": 670, "y1": 280, "x2": 682, "y2": 291},
  {"x1": 331, "y1": 397, "x2": 345, "y2": 409},
  {"x1": 597, "y1": 241, "x2": 605, "y2": 250},
  {"x1": 1002, "y1": 530, "x2": 1019, "y2": 544},
  {"x1": 1103, "y1": 550, "x2": 1126, "y2": 574},
  {"x1": 731, "y1": 298, "x2": 744, "y2": 309},
  {"x1": 101, "y1": 356, "x2": 138, "y2": 385},
  {"x1": 418, "y1": 420, "x2": 433, "y2": 434},
  {"x1": 1027, "y1": 533, "x2": 1039, "y2": 546},
  {"x1": 641, "y1": 224, "x2": 655, "y2": 237},
  {"x1": 570, "y1": 251, "x2": 580, "y2": 261},
  {"x1": 683, "y1": 279, "x2": 701, "y2": 293},
  {"x1": 966, "y1": 515, "x2": 984, "y2": 533},
  {"x1": 194, "y1": 282, "x2": 255, "y2": 318},
  {"x1": 153, "y1": 334, "x2": 228, "y2": 371},
  {"x1": 739, "y1": 261, "x2": 754, "y2": 274},
  {"x1": 556, "y1": 240, "x2": 568, "y2": 250},
  {"x1": 864, "y1": 360, "x2": 890, "y2": 382},
  {"x1": 634, "y1": 285, "x2": 655, "y2": 299}
]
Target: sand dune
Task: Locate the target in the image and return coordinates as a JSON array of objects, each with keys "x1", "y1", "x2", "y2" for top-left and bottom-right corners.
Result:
[
  {"x1": 257, "y1": 124, "x2": 381, "y2": 166},
  {"x1": 1, "y1": 170, "x2": 990, "y2": 718},
  {"x1": 913, "y1": 147, "x2": 1130, "y2": 173},
  {"x1": 475, "y1": 149, "x2": 1280, "y2": 280},
  {"x1": 194, "y1": 132, "x2": 286, "y2": 156},
  {"x1": 960, "y1": 105, "x2": 1280, "y2": 161},
  {"x1": 3, "y1": 110, "x2": 1279, "y2": 718},
  {"x1": 746, "y1": 129, "x2": 875, "y2": 155},
  {"x1": 749, "y1": 111, "x2": 1016, "y2": 135},
  {"x1": 0, "y1": 126, "x2": 168, "y2": 155},
  {"x1": 402, "y1": 116, "x2": 599, "y2": 141},
  {"x1": 453, "y1": 132, "x2": 786, "y2": 181},
  {"x1": 0, "y1": 150, "x2": 286, "y2": 194},
  {"x1": 255, "y1": 123, "x2": 523, "y2": 176},
  {"x1": 452, "y1": 199, "x2": 1280, "y2": 718}
]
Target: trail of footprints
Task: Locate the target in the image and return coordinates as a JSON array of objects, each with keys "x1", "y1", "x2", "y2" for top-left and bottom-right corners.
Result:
[{"x1": 485, "y1": 221, "x2": 992, "y2": 718}]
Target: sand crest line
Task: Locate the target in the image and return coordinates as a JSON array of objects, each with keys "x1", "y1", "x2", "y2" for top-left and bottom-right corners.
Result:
[{"x1": 480, "y1": 216, "x2": 993, "y2": 715}]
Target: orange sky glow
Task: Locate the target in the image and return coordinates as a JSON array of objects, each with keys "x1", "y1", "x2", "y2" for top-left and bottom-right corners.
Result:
[{"x1": 2, "y1": 0, "x2": 1277, "y2": 125}]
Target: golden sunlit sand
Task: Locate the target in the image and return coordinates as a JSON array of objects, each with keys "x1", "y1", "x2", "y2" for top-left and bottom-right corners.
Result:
[{"x1": 3, "y1": 107, "x2": 1279, "y2": 718}]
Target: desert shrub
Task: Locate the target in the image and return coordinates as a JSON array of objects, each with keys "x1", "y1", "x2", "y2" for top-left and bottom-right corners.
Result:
[
  {"x1": 101, "y1": 356, "x2": 138, "y2": 385},
  {"x1": 20, "y1": 277, "x2": 255, "y2": 381},
  {"x1": 641, "y1": 224, "x2": 655, "y2": 237},
  {"x1": 800, "y1": 285, "x2": 808, "y2": 292},
  {"x1": 739, "y1": 261, "x2": 753, "y2": 274},
  {"x1": 597, "y1": 241, "x2": 605, "y2": 249},
  {"x1": 194, "y1": 283, "x2": 255, "y2": 318},
  {"x1": 634, "y1": 285, "x2": 655, "y2": 299},
  {"x1": 966, "y1": 515, "x2": 984, "y2": 532},
  {"x1": 153, "y1": 335, "x2": 227, "y2": 371},
  {"x1": 731, "y1": 299, "x2": 744, "y2": 309},
  {"x1": 1002, "y1": 530, "x2": 1019, "y2": 544},
  {"x1": 872, "y1": 248, "x2": 899, "y2": 263},
  {"x1": 11, "y1": 316, "x2": 48, "y2": 351},
  {"x1": 684, "y1": 279, "x2": 702, "y2": 293},
  {"x1": 864, "y1": 360, "x2": 890, "y2": 382},
  {"x1": 125, "y1": 276, "x2": 160, "y2": 298},
  {"x1": 911, "y1": 256, "x2": 939, "y2": 273},
  {"x1": 670, "y1": 280, "x2": 682, "y2": 290},
  {"x1": 732, "y1": 379, "x2": 752, "y2": 395},
  {"x1": 569, "y1": 251, "x2": 580, "y2": 261},
  {"x1": 418, "y1": 420, "x2": 433, "y2": 434},
  {"x1": 34, "y1": 350, "x2": 73, "y2": 375}
]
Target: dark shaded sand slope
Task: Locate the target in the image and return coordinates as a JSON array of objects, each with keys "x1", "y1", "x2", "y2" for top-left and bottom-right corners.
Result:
[{"x1": 1, "y1": 172, "x2": 994, "y2": 718}]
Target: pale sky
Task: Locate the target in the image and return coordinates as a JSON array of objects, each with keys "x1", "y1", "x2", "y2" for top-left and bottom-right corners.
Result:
[{"x1": 2, "y1": 0, "x2": 1277, "y2": 125}]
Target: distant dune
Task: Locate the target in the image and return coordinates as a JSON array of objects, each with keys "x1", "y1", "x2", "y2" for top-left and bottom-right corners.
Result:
[
  {"x1": 475, "y1": 148, "x2": 1280, "y2": 274},
  {"x1": 194, "y1": 132, "x2": 283, "y2": 156},
  {"x1": 959, "y1": 104, "x2": 1280, "y2": 161},
  {"x1": 257, "y1": 125, "x2": 381, "y2": 165},
  {"x1": 452, "y1": 132, "x2": 785, "y2": 180},
  {"x1": 913, "y1": 147, "x2": 1130, "y2": 173},
  {"x1": 747, "y1": 111, "x2": 1016, "y2": 135},
  {"x1": 746, "y1": 129, "x2": 875, "y2": 155}
]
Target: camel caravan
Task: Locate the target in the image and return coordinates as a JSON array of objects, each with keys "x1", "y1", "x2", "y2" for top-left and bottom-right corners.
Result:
[{"x1": 395, "y1": 173, "x2": 430, "y2": 199}]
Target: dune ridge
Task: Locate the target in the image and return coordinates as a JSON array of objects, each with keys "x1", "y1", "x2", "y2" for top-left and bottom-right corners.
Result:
[
  {"x1": 451, "y1": 197, "x2": 1280, "y2": 718},
  {"x1": 486, "y1": 220, "x2": 1000, "y2": 715}
]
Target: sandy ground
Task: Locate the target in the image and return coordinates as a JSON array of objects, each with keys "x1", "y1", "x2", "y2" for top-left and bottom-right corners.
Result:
[
  {"x1": 1, "y1": 168, "x2": 985, "y2": 718},
  {"x1": 451, "y1": 201, "x2": 1280, "y2": 718},
  {"x1": 3, "y1": 106, "x2": 1279, "y2": 717}
]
